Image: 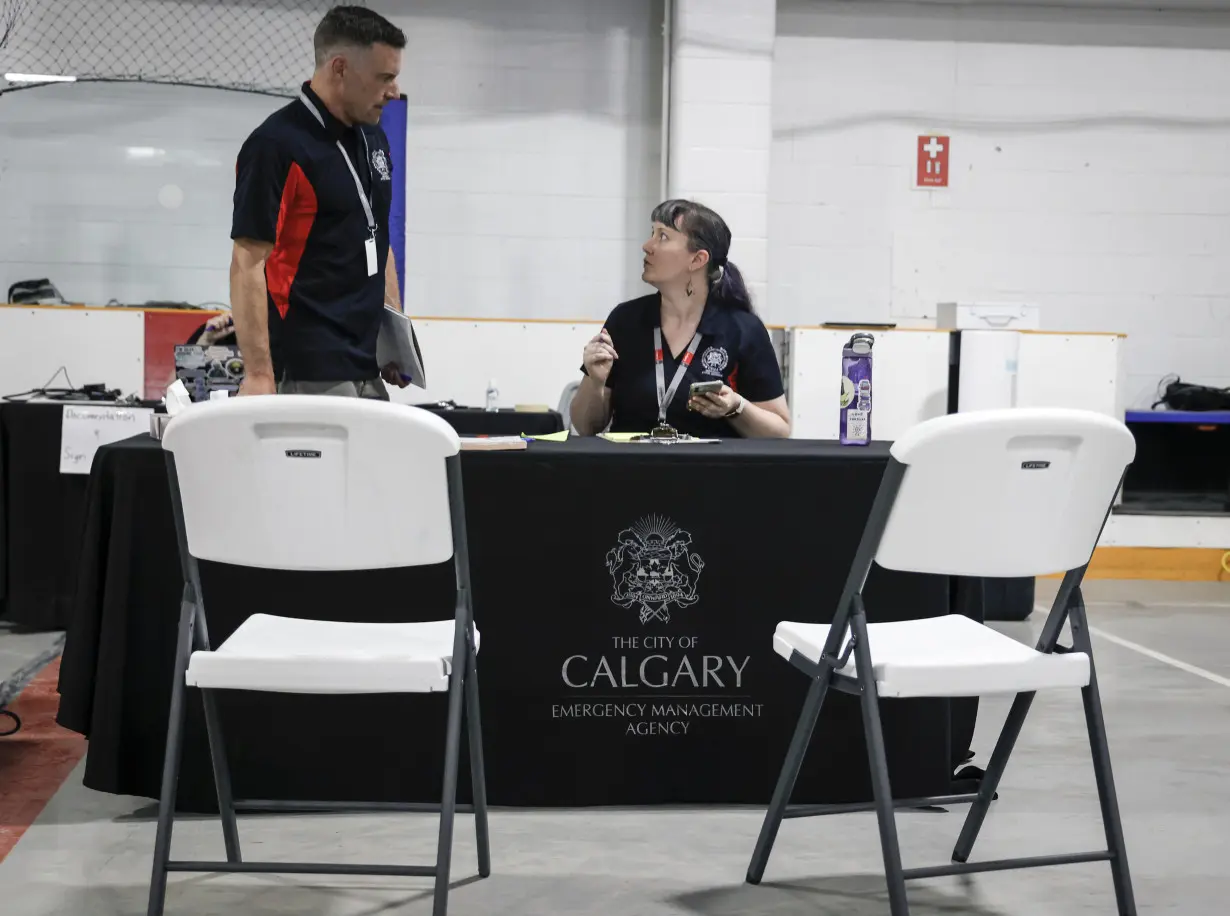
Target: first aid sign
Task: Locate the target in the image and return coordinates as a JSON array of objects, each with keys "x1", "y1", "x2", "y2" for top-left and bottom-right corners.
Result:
[{"x1": 917, "y1": 135, "x2": 949, "y2": 188}]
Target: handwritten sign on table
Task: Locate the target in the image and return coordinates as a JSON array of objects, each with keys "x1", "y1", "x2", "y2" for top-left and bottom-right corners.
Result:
[{"x1": 60, "y1": 405, "x2": 154, "y2": 474}]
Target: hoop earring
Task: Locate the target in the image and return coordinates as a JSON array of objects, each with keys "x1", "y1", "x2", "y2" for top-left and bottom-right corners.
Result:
[{"x1": 686, "y1": 279, "x2": 694, "y2": 297}]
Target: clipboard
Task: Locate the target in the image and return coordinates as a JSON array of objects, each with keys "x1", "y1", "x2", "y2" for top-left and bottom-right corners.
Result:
[{"x1": 376, "y1": 306, "x2": 428, "y2": 387}]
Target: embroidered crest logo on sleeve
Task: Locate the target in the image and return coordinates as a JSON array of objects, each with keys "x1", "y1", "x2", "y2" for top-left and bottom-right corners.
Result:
[{"x1": 371, "y1": 148, "x2": 391, "y2": 181}]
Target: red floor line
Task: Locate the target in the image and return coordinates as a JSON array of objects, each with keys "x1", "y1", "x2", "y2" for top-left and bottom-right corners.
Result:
[{"x1": 0, "y1": 658, "x2": 88, "y2": 863}]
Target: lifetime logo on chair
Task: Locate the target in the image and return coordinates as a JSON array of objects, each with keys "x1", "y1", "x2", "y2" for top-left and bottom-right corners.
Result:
[
  {"x1": 1020, "y1": 460, "x2": 1052, "y2": 470},
  {"x1": 285, "y1": 449, "x2": 323, "y2": 459}
]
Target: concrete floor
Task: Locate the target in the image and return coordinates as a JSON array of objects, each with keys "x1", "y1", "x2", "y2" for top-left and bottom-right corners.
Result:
[{"x1": 2, "y1": 579, "x2": 1228, "y2": 915}]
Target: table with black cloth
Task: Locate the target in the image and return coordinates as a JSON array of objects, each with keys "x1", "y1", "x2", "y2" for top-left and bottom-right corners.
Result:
[
  {"x1": 415, "y1": 404, "x2": 564, "y2": 436},
  {"x1": 0, "y1": 401, "x2": 561, "y2": 629},
  {"x1": 57, "y1": 433, "x2": 983, "y2": 813},
  {"x1": 0, "y1": 401, "x2": 96, "y2": 629}
]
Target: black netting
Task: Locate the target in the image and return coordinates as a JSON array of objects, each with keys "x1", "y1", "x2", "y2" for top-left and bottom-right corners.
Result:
[{"x1": 1, "y1": 0, "x2": 367, "y2": 97}]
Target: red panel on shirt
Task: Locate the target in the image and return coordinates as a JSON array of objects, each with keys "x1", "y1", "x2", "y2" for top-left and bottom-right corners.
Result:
[{"x1": 265, "y1": 162, "x2": 317, "y2": 320}]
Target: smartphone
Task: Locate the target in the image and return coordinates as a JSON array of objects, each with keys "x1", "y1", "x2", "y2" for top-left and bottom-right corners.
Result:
[{"x1": 689, "y1": 380, "x2": 723, "y2": 396}]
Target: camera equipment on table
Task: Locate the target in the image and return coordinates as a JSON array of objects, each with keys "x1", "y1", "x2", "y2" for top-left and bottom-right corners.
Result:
[{"x1": 174, "y1": 344, "x2": 245, "y2": 402}]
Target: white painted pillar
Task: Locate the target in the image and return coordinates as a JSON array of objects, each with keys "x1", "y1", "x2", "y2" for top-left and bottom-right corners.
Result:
[{"x1": 667, "y1": 0, "x2": 775, "y2": 309}]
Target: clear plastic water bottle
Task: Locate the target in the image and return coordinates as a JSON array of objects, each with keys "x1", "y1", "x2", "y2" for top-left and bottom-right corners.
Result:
[{"x1": 485, "y1": 379, "x2": 499, "y2": 412}]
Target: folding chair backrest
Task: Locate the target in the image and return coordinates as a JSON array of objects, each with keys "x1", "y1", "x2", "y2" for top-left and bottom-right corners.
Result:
[
  {"x1": 875, "y1": 408, "x2": 1135, "y2": 578},
  {"x1": 161, "y1": 396, "x2": 462, "y2": 572}
]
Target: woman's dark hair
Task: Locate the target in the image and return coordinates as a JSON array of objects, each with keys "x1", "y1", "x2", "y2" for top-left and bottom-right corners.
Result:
[
  {"x1": 185, "y1": 321, "x2": 236, "y2": 348},
  {"x1": 650, "y1": 198, "x2": 754, "y2": 312},
  {"x1": 185, "y1": 322, "x2": 209, "y2": 345}
]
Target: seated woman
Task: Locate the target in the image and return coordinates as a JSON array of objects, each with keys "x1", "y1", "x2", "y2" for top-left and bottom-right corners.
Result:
[{"x1": 571, "y1": 199, "x2": 791, "y2": 439}]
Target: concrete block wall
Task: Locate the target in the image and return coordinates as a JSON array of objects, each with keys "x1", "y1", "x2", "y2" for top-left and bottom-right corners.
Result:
[
  {"x1": 0, "y1": 0, "x2": 663, "y2": 321},
  {"x1": 394, "y1": 0, "x2": 663, "y2": 319},
  {"x1": 3, "y1": 0, "x2": 1230, "y2": 405},
  {"x1": 668, "y1": 0, "x2": 776, "y2": 311},
  {"x1": 770, "y1": 0, "x2": 1230, "y2": 407}
]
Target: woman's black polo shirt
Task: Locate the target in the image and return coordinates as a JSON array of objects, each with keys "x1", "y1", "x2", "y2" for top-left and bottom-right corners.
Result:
[
  {"x1": 231, "y1": 82, "x2": 394, "y2": 382},
  {"x1": 583, "y1": 294, "x2": 785, "y2": 438}
]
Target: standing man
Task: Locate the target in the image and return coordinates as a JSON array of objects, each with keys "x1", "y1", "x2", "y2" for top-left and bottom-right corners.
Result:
[{"x1": 230, "y1": 6, "x2": 408, "y2": 398}]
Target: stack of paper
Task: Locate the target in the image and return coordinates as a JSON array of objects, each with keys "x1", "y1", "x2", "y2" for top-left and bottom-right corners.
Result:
[
  {"x1": 458, "y1": 436, "x2": 527, "y2": 451},
  {"x1": 599, "y1": 431, "x2": 720, "y2": 445}
]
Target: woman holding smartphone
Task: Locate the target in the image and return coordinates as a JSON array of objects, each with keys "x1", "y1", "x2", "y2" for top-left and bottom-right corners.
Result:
[{"x1": 571, "y1": 199, "x2": 791, "y2": 439}]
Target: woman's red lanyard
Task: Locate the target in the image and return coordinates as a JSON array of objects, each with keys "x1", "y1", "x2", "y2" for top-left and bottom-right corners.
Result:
[{"x1": 653, "y1": 327, "x2": 703, "y2": 428}]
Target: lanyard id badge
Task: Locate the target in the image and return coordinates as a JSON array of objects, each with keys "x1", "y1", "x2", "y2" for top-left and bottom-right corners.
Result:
[
  {"x1": 298, "y1": 90, "x2": 379, "y2": 276},
  {"x1": 364, "y1": 236, "x2": 378, "y2": 277},
  {"x1": 653, "y1": 327, "x2": 703, "y2": 435}
]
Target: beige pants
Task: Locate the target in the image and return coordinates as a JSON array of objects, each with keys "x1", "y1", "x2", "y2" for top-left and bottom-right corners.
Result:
[{"x1": 277, "y1": 377, "x2": 390, "y2": 400}]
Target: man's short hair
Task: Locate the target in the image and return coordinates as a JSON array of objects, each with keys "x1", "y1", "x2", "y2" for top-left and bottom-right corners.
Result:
[{"x1": 314, "y1": 6, "x2": 406, "y2": 66}]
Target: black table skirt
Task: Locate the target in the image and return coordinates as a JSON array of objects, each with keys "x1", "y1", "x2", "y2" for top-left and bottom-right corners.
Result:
[
  {"x1": 416, "y1": 405, "x2": 564, "y2": 436},
  {"x1": 58, "y1": 434, "x2": 979, "y2": 812},
  {"x1": 0, "y1": 402, "x2": 94, "y2": 629}
]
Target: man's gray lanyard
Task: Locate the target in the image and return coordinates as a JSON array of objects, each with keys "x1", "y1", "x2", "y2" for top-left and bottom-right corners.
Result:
[
  {"x1": 298, "y1": 89, "x2": 376, "y2": 234},
  {"x1": 653, "y1": 327, "x2": 703, "y2": 427}
]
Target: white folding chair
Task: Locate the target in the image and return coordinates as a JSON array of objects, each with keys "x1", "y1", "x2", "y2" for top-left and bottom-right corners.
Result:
[
  {"x1": 558, "y1": 379, "x2": 581, "y2": 431},
  {"x1": 746, "y1": 407, "x2": 1137, "y2": 916},
  {"x1": 149, "y1": 395, "x2": 489, "y2": 916}
]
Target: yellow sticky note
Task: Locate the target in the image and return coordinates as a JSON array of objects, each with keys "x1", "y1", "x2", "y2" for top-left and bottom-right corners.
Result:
[{"x1": 526, "y1": 430, "x2": 570, "y2": 442}]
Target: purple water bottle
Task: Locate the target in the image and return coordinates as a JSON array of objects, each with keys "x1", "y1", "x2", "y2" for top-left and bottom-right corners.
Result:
[{"x1": 839, "y1": 332, "x2": 874, "y2": 446}]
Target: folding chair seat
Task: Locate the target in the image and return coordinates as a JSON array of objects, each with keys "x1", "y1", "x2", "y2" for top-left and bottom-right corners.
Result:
[
  {"x1": 746, "y1": 407, "x2": 1138, "y2": 916},
  {"x1": 773, "y1": 615, "x2": 1091, "y2": 698},
  {"x1": 148, "y1": 396, "x2": 489, "y2": 916},
  {"x1": 186, "y1": 616, "x2": 475, "y2": 694}
]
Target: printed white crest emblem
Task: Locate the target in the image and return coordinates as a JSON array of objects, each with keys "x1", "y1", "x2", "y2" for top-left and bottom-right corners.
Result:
[
  {"x1": 699, "y1": 346, "x2": 728, "y2": 377},
  {"x1": 371, "y1": 148, "x2": 391, "y2": 181},
  {"x1": 606, "y1": 515, "x2": 705, "y2": 624}
]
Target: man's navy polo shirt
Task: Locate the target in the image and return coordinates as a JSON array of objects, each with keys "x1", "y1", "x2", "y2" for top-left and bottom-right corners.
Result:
[
  {"x1": 231, "y1": 82, "x2": 394, "y2": 382},
  {"x1": 584, "y1": 293, "x2": 785, "y2": 438}
]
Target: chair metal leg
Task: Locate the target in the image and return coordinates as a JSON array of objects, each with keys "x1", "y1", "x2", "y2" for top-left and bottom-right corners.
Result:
[
  {"x1": 201, "y1": 689, "x2": 242, "y2": 863},
  {"x1": 951, "y1": 691, "x2": 1035, "y2": 864},
  {"x1": 953, "y1": 575, "x2": 1077, "y2": 863},
  {"x1": 850, "y1": 610, "x2": 909, "y2": 916},
  {"x1": 464, "y1": 639, "x2": 491, "y2": 878},
  {"x1": 1080, "y1": 673, "x2": 1137, "y2": 915},
  {"x1": 432, "y1": 654, "x2": 468, "y2": 916},
  {"x1": 1070, "y1": 612, "x2": 1137, "y2": 915},
  {"x1": 746, "y1": 667, "x2": 834, "y2": 884},
  {"x1": 147, "y1": 596, "x2": 194, "y2": 916}
]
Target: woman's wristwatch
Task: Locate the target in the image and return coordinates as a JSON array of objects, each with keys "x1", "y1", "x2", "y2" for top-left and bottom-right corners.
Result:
[{"x1": 724, "y1": 394, "x2": 746, "y2": 418}]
